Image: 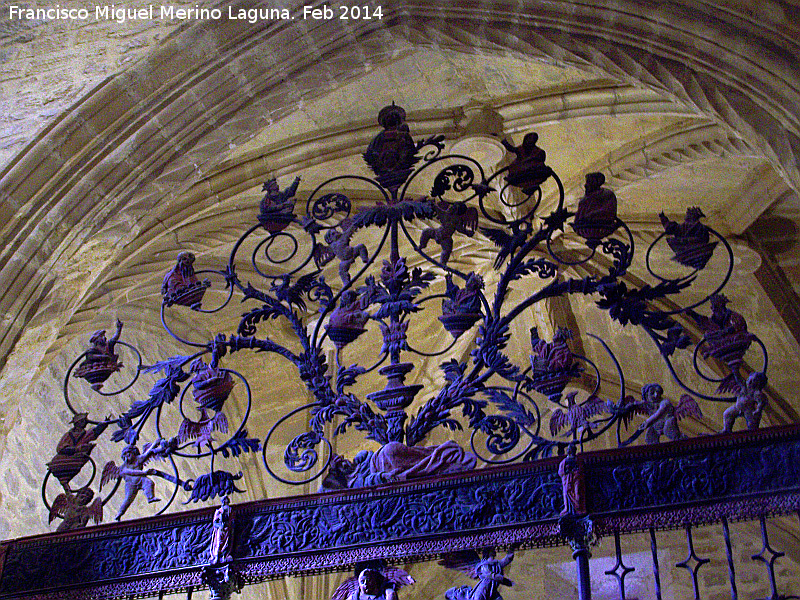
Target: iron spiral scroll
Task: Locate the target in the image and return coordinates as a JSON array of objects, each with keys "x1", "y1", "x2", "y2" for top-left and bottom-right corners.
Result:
[{"x1": 44, "y1": 104, "x2": 768, "y2": 526}]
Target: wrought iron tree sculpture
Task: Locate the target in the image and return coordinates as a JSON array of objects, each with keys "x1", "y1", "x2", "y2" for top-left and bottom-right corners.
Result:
[{"x1": 43, "y1": 104, "x2": 768, "y2": 524}]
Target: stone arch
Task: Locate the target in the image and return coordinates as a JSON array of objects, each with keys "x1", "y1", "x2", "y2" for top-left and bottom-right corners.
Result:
[{"x1": 1, "y1": 0, "x2": 797, "y2": 385}]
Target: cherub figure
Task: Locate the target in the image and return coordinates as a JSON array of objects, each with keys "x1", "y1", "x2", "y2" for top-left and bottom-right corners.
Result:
[
  {"x1": 47, "y1": 412, "x2": 110, "y2": 490},
  {"x1": 558, "y1": 443, "x2": 585, "y2": 515},
  {"x1": 573, "y1": 172, "x2": 618, "y2": 243},
  {"x1": 420, "y1": 201, "x2": 479, "y2": 265},
  {"x1": 439, "y1": 550, "x2": 515, "y2": 600},
  {"x1": 331, "y1": 566, "x2": 415, "y2": 600},
  {"x1": 258, "y1": 176, "x2": 299, "y2": 232},
  {"x1": 315, "y1": 219, "x2": 368, "y2": 286},
  {"x1": 73, "y1": 320, "x2": 124, "y2": 391},
  {"x1": 659, "y1": 207, "x2": 718, "y2": 269},
  {"x1": 723, "y1": 372, "x2": 768, "y2": 433},
  {"x1": 636, "y1": 383, "x2": 701, "y2": 443},
  {"x1": 101, "y1": 442, "x2": 163, "y2": 520},
  {"x1": 48, "y1": 487, "x2": 103, "y2": 532},
  {"x1": 161, "y1": 251, "x2": 211, "y2": 309},
  {"x1": 209, "y1": 495, "x2": 233, "y2": 564},
  {"x1": 501, "y1": 132, "x2": 552, "y2": 194}
]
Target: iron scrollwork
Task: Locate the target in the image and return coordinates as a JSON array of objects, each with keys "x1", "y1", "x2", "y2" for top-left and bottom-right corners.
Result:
[{"x1": 45, "y1": 103, "x2": 770, "y2": 524}]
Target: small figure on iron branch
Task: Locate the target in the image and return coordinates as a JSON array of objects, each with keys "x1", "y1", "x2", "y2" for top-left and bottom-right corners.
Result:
[
  {"x1": 190, "y1": 352, "x2": 235, "y2": 414},
  {"x1": 48, "y1": 486, "x2": 103, "y2": 532},
  {"x1": 420, "y1": 200, "x2": 479, "y2": 265},
  {"x1": 101, "y1": 441, "x2": 164, "y2": 520},
  {"x1": 558, "y1": 442, "x2": 586, "y2": 516},
  {"x1": 47, "y1": 412, "x2": 110, "y2": 491},
  {"x1": 529, "y1": 327, "x2": 581, "y2": 401},
  {"x1": 530, "y1": 327, "x2": 574, "y2": 373},
  {"x1": 328, "y1": 290, "x2": 370, "y2": 330},
  {"x1": 161, "y1": 251, "x2": 211, "y2": 310},
  {"x1": 327, "y1": 289, "x2": 371, "y2": 348},
  {"x1": 258, "y1": 176, "x2": 299, "y2": 233},
  {"x1": 442, "y1": 273, "x2": 484, "y2": 317},
  {"x1": 722, "y1": 371, "x2": 768, "y2": 433},
  {"x1": 332, "y1": 566, "x2": 415, "y2": 600},
  {"x1": 439, "y1": 549, "x2": 515, "y2": 600},
  {"x1": 314, "y1": 218, "x2": 368, "y2": 286},
  {"x1": 501, "y1": 132, "x2": 552, "y2": 194},
  {"x1": 572, "y1": 172, "x2": 618, "y2": 245},
  {"x1": 439, "y1": 273, "x2": 484, "y2": 339},
  {"x1": 209, "y1": 495, "x2": 233, "y2": 564},
  {"x1": 180, "y1": 343, "x2": 233, "y2": 448},
  {"x1": 691, "y1": 294, "x2": 756, "y2": 391},
  {"x1": 73, "y1": 319, "x2": 124, "y2": 391},
  {"x1": 659, "y1": 206, "x2": 718, "y2": 270},
  {"x1": 633, "y1": 383, "x2": 702, "y2": 444},
  {"x1": 363, "y1": 103, "x2": 419, "y2": 192}
]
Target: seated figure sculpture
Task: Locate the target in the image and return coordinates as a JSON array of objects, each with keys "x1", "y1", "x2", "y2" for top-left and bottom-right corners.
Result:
[
  {"x1": 659, "y1": 206, "x2": 718, "y2": 269},
  {"x1": 501, "y1": 132, "x2": 552, "y2": 194},
  {"x1": 572, "y1": 172, "x2": 618, "y2": 244},
  {"x1": 73, "y1": 320, "x2": 124, "y2": 391}
]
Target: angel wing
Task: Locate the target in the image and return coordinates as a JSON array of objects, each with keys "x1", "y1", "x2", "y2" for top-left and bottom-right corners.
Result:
[
  {"x1": 330, "y1": 575, "x2": 359, "y2": 600},
  {"x1": 676, "y1": 394, "x2": 702, "y2": 420},
  {"x1": 549, "y1": 409, "x2": 570, "y2": 437},
  {"x1": 313, "y1": 243, "x2": 335, "y2": 268},
  {"x1": 87, "y1": 497, "x2": 103, "y2": 525},
  {"x1": 438, "y1": 550, "x2": 483, "y2": 578},
  {"x1": 618, "y1": 394, "x2": 651, "y2": 428},
  {"x1": 382, "y1": 567, "x2": 415, "y2": 588},
  {"x1": 100, "y1": 461, "x2": 121, "y2": 489},
  {"x1": 48, "y1": 493, "x2": 70, "y2": 523},
  {"x1": 480, "y1": 227, "x2": 511, "y2": 249}
]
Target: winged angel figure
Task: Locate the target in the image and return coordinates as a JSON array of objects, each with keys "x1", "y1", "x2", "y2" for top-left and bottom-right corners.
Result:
[
  {"x1": 439, "y1": 550, "x2": 515, "y2": 600},
  {"x1": 622, "y1": 383, "x2": 702, "y2": 444},
  {"x1": 48, "y1": 487, "x2": 103, "y2": 532},
  {"x1": 101, "y1": 440, "x2": 169, "y2": 520},
  {"x1": 331, "y1": 566, "x2": 415, "y2": 600}
]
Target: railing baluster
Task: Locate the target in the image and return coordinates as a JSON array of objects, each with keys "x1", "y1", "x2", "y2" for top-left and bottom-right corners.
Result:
[
  {"x1": 751, "y1": 515, "x2": 785, "y2": 600},
  {"x1": 649, "y1": 528, "x2": 663, "y2": 600},
  {"x1": 605, "y1": 529, "x2": 635, "y2": 599},
  {"x1": 721, "y1": 517, "x2": 738, "y2": 600},
  {"x1": 676, "y1": 524, "x2": 710, "y2": 600}
]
